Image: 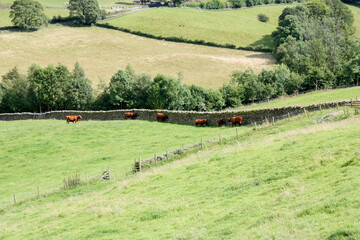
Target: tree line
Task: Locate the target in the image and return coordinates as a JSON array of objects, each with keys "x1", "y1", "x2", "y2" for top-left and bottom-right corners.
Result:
[{"x1": 0, "y1": 61, "x2": 350, "y2": 113}]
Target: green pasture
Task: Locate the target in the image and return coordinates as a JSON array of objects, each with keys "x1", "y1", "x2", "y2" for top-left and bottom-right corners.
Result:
[
  {"x1": 233, "y1": 86, "x2": 360, "y2": 110},
  {"x1": 0, "y1": 108, "x2": 359, "y2": 239},
  {"x1": 0, "y1": 9, "x2": 70, "y2": 28},
  {"x1": 104, "y1": 5, "x2": 290, "y2": 50},
  {"x1": 0, "y1": 119, "x2": 239, "y2": 208}
]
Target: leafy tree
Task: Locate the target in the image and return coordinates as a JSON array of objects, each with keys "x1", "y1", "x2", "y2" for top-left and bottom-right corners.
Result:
[
  {"x1": 68, "y1": 0, "x2": 103, "y2": 25},
  {"x1": 9, "y1": 0, "x2": 48, "y2": 30},
  {"x1": 0, "y1": 67, "x2": 31, "y2": 113},
  {"x1": 108, "y1": 70, "x2": 133, "y2": 109},
  {"x1": 305, "y1": 0, "x2": 329, "y2": 19},
  {"x1": 68, "y1": 62, "x2": 93, "y2": 109},
  {"x1": 28, "y1": 64, "x2": 73, "y2": 112}
]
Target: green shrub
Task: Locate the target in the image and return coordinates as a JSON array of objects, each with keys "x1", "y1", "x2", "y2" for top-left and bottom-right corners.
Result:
[
  {"x1": 257, "y1": 13, "x2": 269, "y2": 22},
  {"x1": 228, "y1": 0, "x2": 242, "y2": 8},
  {"x1": 200, "y1": 0, "x2": 227, "y2": 9}
]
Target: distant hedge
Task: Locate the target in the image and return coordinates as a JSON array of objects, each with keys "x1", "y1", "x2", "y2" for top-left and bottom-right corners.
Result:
[{"x1": 96, "y1": 23, "x2": 273, "y2": 52}]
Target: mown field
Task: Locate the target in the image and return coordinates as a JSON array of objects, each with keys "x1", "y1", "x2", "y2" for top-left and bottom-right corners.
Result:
[
  {"x1": 232, "y1": 86, "x2": 360, "y2": 110},
  {"x1": 104, "y1": 5, "x2": 289, "y2": 50},
  {"x1": 0, "y1": 119, "x2": 239, "y2": 208},
  {"x1": 0, "y1": 26, "x2": 274, "y2": 88},
  {"x1": 0, "y1": 108, "x2": 359, "y2": 239}
]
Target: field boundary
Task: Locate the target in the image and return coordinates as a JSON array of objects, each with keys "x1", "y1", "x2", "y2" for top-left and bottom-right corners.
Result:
[
  {"x1": 0, "y1": 100, "x2": 350, "y2": 125},
  {"x1": 96, "y1": 23, "x2": 273, "y2": 52}
]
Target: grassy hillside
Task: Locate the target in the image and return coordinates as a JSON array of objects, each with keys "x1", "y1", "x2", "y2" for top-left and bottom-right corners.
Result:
[
  {"x1": 0, "y1": 9, "x2": 70, "y2": 28},
  {"x1": 232, "y1": 86, "x2": 360, "y2": 110},
  {"x1": 104, "y1": 5, "x2": 289, "y2": 50},
  {"x1": 346, "y1": 3, "x2": 360, "y2": 37},
  {"x1": 0, "y1": 26, "x2": 274, "y2": 88},
  {"x1": 0, "y1": 119, "x2": 239, "y2": 208},
  {"x1": 0, "y1": 108, "x2": 359, "y2": 239}
]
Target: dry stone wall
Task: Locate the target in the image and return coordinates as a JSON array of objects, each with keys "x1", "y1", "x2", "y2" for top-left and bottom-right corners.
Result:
[{"x1": 0, "y1": 101, "x2": 349, "y2": 126}]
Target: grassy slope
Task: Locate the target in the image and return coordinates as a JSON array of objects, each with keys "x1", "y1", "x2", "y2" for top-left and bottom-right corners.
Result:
[
  {"x1": 104, "y1": 5, "x2": 289, "y2": 50},
  {"x1": 0, "y1": 108, "x2": 359, "y2": 239},
  {"x1": 347, "y1": 3, "x2": 360, "y2": 37},
  {"x1": 0, "y1": 9, "x2": 70, "y2": 28},
  {"x1": 0, "y1": 26, "x2": 274, "y2": 89},
  {"x1": 232, "y1": 86, "x2": 360, "y2": 110},
  {"x1": 0, "y1": 119, "x2": 239, "y2": 207}
]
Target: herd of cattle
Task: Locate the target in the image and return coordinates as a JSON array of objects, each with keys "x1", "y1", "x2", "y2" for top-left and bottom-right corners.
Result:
[{"x1": 66, "y1": 113, "x2": 243, "y2": 127}]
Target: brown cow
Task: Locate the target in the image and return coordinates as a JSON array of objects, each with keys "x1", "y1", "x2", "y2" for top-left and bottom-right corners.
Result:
[
  {"x1": 125, "y1": 112, "x2": 137, "y2": 119},
  {"x1": 218, "y1": 118, "x2": 226, "y2": 127},
  {"x1": 195, "y1": 119, "x2": 209, "y2": 127},
  {"x1": 228, "y1": 116, "x2": 243, "y2": 127},
  {"x1": 66, "y1": 115, "x2": 82, "y2": 123},
  {"x1": 156, "y1": 113, "x2": 168, "y2": 122}
]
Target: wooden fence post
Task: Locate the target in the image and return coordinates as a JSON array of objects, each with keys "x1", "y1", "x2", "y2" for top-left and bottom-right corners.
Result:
[
  {"x1": 272, "y1": 116, "x2": 275, "y2": 125},
  {"x1": 254, "y1": 122, "x2": 257, "y2": 131},
  {"x1": 288, "y1": 112, "x2": 290, "y2": 119},
  {"x1": 108, "y1": 166, "x2": 111, "y2": 181},
  {"x1": 13, "y1": 194, "x2": 16, "y2": 204}
]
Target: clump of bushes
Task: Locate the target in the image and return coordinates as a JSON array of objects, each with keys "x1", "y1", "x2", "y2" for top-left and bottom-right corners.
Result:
[
  {"x1": 200, "y1": 0, "x2": 227, "y2": 9},
  {"x1": 228, "y1": 0, "x2": 242, "y2": 8},
  {"x1": 257, "y1": 13, "x2": 269, "y2": 22}
]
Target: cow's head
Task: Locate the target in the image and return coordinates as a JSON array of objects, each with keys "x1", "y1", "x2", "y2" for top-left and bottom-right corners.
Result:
[{"x1": 78, "y1": 115, "x2": 82, "y2": 119}]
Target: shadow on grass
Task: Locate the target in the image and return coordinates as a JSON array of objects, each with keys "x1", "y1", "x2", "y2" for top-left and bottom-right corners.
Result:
[
  {"x1": 247, "y1": 34, "x2": 275, "y2": 52},
  {"x1": 0, "y1": 26, "x2": 38, "y2": 33},
  {"x1": 115, "y1": 1, "x2": 136, "y2": 5}
]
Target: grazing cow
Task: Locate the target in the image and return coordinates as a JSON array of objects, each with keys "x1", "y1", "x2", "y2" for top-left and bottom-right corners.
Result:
[
  {"x1": 125, "y1": 112, "x2": 137, "y2": 119},
  {"x1": 66, "y1": 115, "x2": 82, "y2": 123},
  {"x1": 218, "y1": 118, "x2": 226, "y2": 127},
  {"x1": 228, "y1": 116, "x2": 243, "y2": 127},
  {"x1": 156, "y1": 113, "x2": 168, "y2": 122},
  {"x1": 195, "y1": 119, "x2": 209, "y2": 127}
]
